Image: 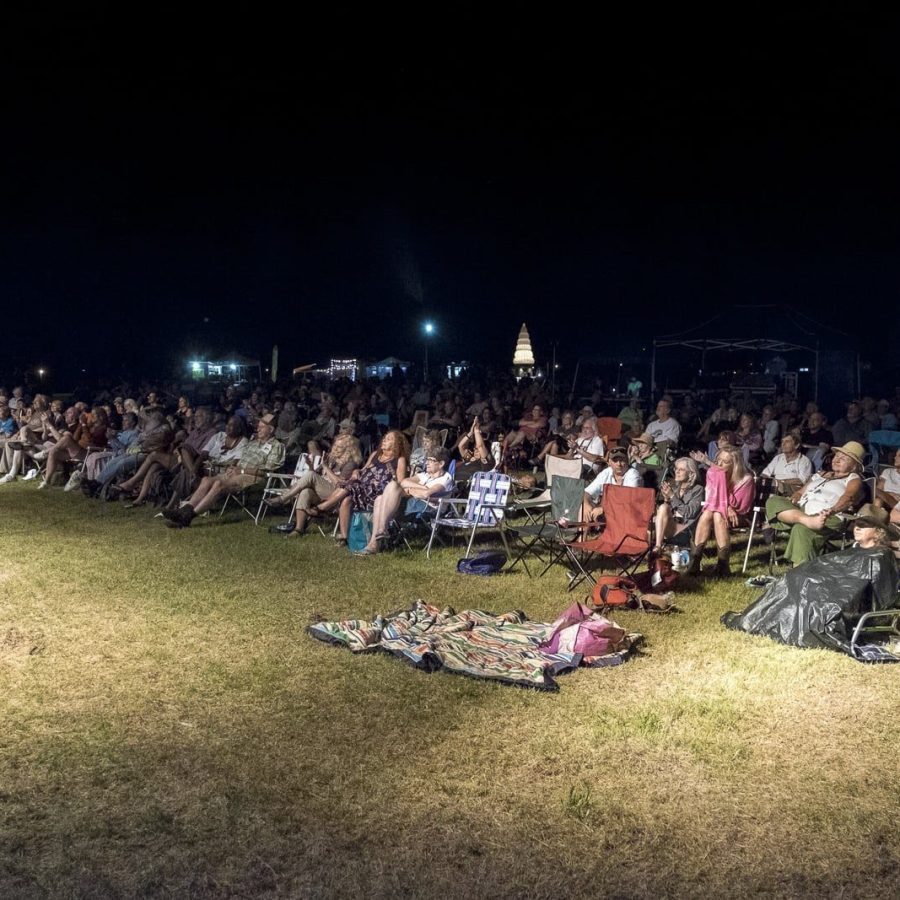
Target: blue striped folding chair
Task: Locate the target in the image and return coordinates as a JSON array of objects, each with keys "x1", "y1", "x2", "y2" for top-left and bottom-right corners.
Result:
[{"x1": 425, "y1": 470, "x2": 512, "y2": 559}]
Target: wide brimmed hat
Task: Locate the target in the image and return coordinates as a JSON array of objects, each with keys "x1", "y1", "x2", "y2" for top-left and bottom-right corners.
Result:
[
  {"x1": 631, "y1": 432, "x2": 655, "y2": 447},
  {"x1": 852, "y1": 510, "x2": 900, "y2": 541},
  {"x1": 833, "y1": 441, "x2": 865, "y2": 468}
]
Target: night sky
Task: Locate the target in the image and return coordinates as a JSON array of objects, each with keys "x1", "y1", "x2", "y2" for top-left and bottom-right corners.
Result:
[{"x1": 3, "y1": 13, "x2": 900, "y2": 385}]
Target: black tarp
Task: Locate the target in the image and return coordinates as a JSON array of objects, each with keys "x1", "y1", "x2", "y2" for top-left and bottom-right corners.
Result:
[{"x1": 722, "y1": 547, "x2": 899, "y2": 658}]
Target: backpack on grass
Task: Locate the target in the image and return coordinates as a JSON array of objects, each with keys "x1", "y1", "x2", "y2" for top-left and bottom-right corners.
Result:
[{"x1": 457, "y1": 552, "x2": 507, "y2": 576}]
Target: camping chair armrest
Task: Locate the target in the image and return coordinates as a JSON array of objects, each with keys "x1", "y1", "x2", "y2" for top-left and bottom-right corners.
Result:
[
  {"x1": 434, "y1": 496, "x2": 468, "y2": 516},
  {"x1": 263, "y1": 472, "x2": 294, "y2": 484},
  {"x1": 511, "y1": 496, "x2": 551, "y2": 509}
]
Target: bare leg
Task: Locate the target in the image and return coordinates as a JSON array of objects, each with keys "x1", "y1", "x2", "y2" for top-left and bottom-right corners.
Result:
[
  {"x1": 712, "y1": 511, "x2": 730, "y2": 550},
  {"x1": 365, "y1": 483, "x2": 404, "y2": 551},
  {"x1": 187, "y1": 475, "x2": 218, "y2": 509},
  {"x1": 44, "y1": 435, "x2": 77, "y2": 483},
  {"x1": 687, "y1": 509, "x2": 716, "y2": 574},
  {"x1": 693, "y1": 509, "x2": 713, "y2": 549},
  {"x1": 774, "y1": 507, "x2": 829, "y2": 530},
  {"x1": 316, "y1": 487, "x2": 349, "y2": 513},
  {"x1": 44, "y1": 434, "x2": 72, "y2": 484},
  {"x1": 654, "y1": 503, "x2": 674, "y2": 549},
  {"x1": 338, "y1": 497, "x2": 352, "y2": 539},
  {"x1": 132, "y1": 462, "x2": 165, "y2": 504},
  {"x1": 505, "y1": 430, "x2": 525, "y2": 451},
  {"x1": 119, "y1": 450, "x2": 173, "y2": 491},
  {"x1": 191, "y1": 479, "x2": 226, "y2": 515},
  {"x1": 580, "y1": 495, "x2": 603, "y2": 530}
]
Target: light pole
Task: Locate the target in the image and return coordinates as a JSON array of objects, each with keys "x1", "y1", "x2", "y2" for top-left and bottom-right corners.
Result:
[{"x1": 423, "y1": 320, "x2": 435, "y2": 379}]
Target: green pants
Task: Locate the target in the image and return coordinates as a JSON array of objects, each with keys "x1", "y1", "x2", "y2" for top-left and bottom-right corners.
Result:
[{"x1": 765, "y1": 496, "x2": 842, "y2": 566}]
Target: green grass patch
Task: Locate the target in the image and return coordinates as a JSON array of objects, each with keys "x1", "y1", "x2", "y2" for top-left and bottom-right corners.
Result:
[{"x1": 1, "y1": 484, "x2": 899, "y2": 897}]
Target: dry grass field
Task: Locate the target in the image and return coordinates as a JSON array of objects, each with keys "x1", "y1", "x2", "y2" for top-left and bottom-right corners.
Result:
[{"x1": 1, "y1": 485, "x2": 898, "y2": 898}]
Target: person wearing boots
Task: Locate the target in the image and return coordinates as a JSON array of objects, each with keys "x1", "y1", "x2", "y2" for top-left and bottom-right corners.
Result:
[{"x1": 688, "y1": 448, "x2": 755, "y2": 576}]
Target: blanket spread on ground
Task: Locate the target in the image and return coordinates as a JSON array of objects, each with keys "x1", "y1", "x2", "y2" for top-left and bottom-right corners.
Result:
[{"x1": 307, "y1": 600, "x2": 642, "y2": 690}]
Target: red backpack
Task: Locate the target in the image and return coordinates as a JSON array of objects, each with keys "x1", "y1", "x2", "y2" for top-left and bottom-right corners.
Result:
[
  {"x1": 590, "y1": 576, "x2": 639, "y2": 609},
  {"x1": 590, "y1": 568, "x2": 678, "y2": 614}
]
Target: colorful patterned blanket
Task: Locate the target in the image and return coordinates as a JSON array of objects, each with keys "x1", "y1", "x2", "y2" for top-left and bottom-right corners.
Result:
[{"x1": 307, "y1": 600, "x2": 642, "y2": 691}]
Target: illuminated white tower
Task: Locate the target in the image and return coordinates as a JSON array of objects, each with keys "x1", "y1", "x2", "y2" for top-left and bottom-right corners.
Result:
[{"x1": 513, "y1": 323, "x2": 535, "y2": 376}]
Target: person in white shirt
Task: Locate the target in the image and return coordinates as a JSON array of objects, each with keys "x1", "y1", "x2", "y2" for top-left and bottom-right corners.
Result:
[
  {"x1": 760, "y1": 405, "x2": 780, "y2": 456},
  {"x1": 875, "y1": 448, "x2": 900, "y2": 511},
  {"x1": 761, "y1": 434, "x2": 813, "y2": 496},
  {"x1": 570, "y1": 420, "x2": 606, "y2": 474},
  {"x1": 646, "y1": 400, "x2": 681, "y2": 447},
  {"x1": 536, "y1": 415, "x2": 605, "y2": 474},
  {"x1": 582, "y1": 448, "x2": 642, "y2": 525},
  {"x1": 764, "y1": 441, "x2": 865, "y2": 565},
  {"x1": 359, "y1": 447, "x2": 453, "y2": 555}
]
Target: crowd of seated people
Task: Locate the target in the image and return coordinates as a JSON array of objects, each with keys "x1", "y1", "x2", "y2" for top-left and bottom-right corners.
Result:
[{"x1": 1, "y1": 374, "x2": 899, "y2": 574}]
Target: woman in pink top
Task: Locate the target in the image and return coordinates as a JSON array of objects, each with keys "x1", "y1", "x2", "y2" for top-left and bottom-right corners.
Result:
[{"x1": 688, "y1": 448, "x2": 755, "y2": 577}]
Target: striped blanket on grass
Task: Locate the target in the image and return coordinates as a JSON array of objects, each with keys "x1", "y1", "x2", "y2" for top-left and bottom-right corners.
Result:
[{"x1": 307, "y1": 600, "x2": 641, "y2": 691}]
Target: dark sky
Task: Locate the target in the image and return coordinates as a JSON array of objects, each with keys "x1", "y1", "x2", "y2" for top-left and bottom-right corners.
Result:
[{"x1": 3, "y1": 12, "x2": 900, "y2": 384}]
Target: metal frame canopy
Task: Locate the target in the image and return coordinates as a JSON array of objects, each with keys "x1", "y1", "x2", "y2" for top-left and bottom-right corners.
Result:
[{"x1": 650, "y1": 305, "x2": 848, "y2": 401}]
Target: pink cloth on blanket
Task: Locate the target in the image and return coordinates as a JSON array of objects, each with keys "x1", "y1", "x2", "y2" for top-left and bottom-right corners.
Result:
[{"x1": 703, "y1": 465, "x2": 754, "y2": 516}]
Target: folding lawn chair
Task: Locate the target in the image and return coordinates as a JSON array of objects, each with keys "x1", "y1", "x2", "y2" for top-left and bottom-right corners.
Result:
[
  {"x1": 254, "y1": 453, "x2": 314, "y2": 525},
  {"x1": 546, "y1": 453, "x2": 583, "y2": 485},
  {"x1": 220, "y1": 460, "x2": 288, "y2": 525},
  {"x1": 558, "y1": 485, "x2": 656, "y2": 592},
  {"x1": 850, "y1": 608, "x2": 900, "y2": 657},
  {"x1": 740, "y1": 475, "x2": 777, "y2": 573},
  {"x1": 766, "y1": 476, "x2": 876, "y2": 570},
  {"x1": 385, "y1": 460, "x2": 459, "y2": 552},
  {"x1": 426, "y1": 470, "x2": 512, "y2": 559},
  {"x1": 505, "y1": 475, "x2": 585, "y2": 577},
  {"x1": 509, "y1": 454, "x2": 581, "y2": 522}
]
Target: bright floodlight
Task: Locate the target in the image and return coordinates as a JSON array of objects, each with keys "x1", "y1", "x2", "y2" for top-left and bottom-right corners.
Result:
[{"x1": 423, "y1": 321, "x2": 435, "y2": 336}]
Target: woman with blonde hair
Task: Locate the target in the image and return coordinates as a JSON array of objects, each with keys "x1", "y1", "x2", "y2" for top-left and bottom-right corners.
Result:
[
  {"x1": 312, "y1": 429, "x2": 409, "y2": 544},
  {"x1": 268, "y1": 424, "x2": 364, "y2": 536},
  {"x1": 688, "y1": 447, "x2": 755, "y2": 576},
  {"x1": 653, "y1": 457, "x2": 704, "y2": 552}
]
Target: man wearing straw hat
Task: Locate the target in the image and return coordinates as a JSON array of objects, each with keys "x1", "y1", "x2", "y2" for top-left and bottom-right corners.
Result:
[{"x1": 764, "y1": 441, "x2": 867, "y2": 565}]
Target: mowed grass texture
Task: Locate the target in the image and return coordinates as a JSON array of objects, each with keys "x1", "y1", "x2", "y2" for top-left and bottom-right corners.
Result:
[{"x1": 1, "y1": 485, "x2": 898, "y2": 899}]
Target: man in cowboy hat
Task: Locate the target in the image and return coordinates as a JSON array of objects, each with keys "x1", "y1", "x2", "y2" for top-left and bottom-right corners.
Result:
[
  {"x1": 764, "y1": 441, "x2": 867, "y2": 565},
  {"x1": 163, "y1": 414, "x2": 285, "y2": 528}
]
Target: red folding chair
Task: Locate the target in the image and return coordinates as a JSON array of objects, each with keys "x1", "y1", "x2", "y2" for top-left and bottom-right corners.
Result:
[
  {"x1": 596, "y1": 416, "x2": 624, "y2": 447},
  {"x1": 559, "y1": 485, "x2": 655, "y2": 592}
]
